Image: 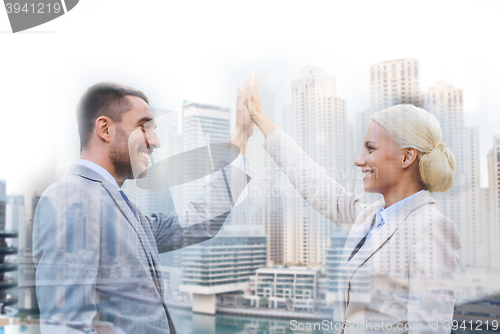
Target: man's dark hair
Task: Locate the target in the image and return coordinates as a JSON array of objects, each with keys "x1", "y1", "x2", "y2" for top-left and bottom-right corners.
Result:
[{"x1": 77, "y1": 82, "x2": 149, "y2": 150}]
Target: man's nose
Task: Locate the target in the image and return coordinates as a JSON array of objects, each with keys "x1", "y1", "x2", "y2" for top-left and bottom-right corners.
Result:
[{"x1": 146, "y1": 129, "x2": 161, "y2": 150}]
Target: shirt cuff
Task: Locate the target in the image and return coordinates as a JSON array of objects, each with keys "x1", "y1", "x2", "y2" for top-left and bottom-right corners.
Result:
[
  {"x1": 217, "y1": 147, "x2": 247, "y2": 173},
  {"x1": 230, "y1": 154, "x2": 247, "y2": 172}
]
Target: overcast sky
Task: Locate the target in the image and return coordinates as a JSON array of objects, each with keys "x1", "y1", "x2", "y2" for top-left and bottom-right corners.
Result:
[{"x1": 1, "y1": 0, "x2": 499, "y2": 200}]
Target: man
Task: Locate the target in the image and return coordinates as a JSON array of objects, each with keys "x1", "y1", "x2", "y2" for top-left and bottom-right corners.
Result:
[{"x1": 33, "y1": 83, "x2": 253, "y2": 334}]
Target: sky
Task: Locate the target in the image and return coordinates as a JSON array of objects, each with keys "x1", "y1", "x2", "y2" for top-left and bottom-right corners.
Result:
[{"x1": 1, "y1": 0, "x2": 500, "y2": 202}]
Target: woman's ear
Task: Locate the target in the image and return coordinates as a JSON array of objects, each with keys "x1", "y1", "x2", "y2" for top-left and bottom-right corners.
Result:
[{"x1": 402, "y1": 148, "x2": 418, "y2": 169}]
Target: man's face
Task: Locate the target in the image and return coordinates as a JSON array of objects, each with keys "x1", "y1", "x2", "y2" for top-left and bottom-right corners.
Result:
[{"x1": 109, "y1": 95, "x2": 161, "y2": 180}]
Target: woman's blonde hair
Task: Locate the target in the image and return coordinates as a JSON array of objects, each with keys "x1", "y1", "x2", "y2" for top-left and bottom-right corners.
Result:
[{"x1": 370, "y1": 104, "x2": 456, "y2": 193}]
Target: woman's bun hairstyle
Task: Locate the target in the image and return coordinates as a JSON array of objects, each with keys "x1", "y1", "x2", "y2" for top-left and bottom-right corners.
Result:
[{"x1": 370, "y1": 104, "x2": 456, "y2": 193}]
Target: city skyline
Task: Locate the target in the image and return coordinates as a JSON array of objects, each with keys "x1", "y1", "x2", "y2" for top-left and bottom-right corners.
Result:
[
  {"x1": 1, "y1": 62, "x2": 498, "y2": 201},
  {"x1": 1, "y1": 62, "x2": 497, "y2": 222},
  {"x1": 2, "y1": 59, "x2": 500, "y2": 245}
]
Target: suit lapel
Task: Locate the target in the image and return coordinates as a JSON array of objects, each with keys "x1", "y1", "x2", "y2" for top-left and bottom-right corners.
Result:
[
  {"x1": 338, "y1": 200, "x2": 383, "y2": 317},
  {"x1": 341, "y1": 191, "x2": 435, "y2": 312},
  {"x1": 356, "y1": 191, "x2": 435, "y2": 270},
  {"x1": 70, "y1": 164, "x2": 162, "y2": 295},
  {"x1": 102, "y1": 182, "x2": 162, "y2": 293}
]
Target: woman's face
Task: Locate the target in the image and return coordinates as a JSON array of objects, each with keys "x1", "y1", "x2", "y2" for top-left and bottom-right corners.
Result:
[{"x1": 354, "y1": 121, "x2": 405, "y2": 194}]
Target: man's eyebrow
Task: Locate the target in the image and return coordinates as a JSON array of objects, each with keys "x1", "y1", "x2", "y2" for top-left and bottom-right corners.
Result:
[{"x1": 137, "y1": 117, "x2": 156, "y2": 127}]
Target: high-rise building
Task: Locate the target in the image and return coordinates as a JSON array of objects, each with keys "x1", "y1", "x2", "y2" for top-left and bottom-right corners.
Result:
[
  {"x1": 179, "y1": 225, "x2": 267, "y2": 314},
  {"x1": 456, "y1": 127, "x2": 481, "y2": 267},
  {"x1": 282, "y1": 67, "x2": 350, "y2": 265},
  {"x1": 247, "y1": 266, "x2": 323, "y2": 311},
  {"x1": 16, "y1": 192, "x2": 38, "y2": 319},
  {"x1": 325, "y1": 230, "x2": 347, "y2": 300},
  {"x1": 479, "y1": 187, "x2": 492, "y2": 269},
  {"x1": 180, "y1": 101, "x2": 232, "y2": 240},
  {"x1": 0, "y1": 180, "x2": 6, "y2": 231},
  {"x1": 487, "y1": 136, "x2": 500, "y2": 270},
  {"x1": 232, "y1": 85, "x2": 284, "y2": 265},
  {"x1": 422, "y1": 81, "x2": 464, "y2": 154},
  {"x1": 0, "y1": 181, "x2": 18, "y2": 313},
  {"x1": 6, "y1": 194, "x2": 25, "y2": 248},
  {"x1": 370, "y1": 58, "x2": 421, "y2": 110},
  {"x1": 423, "y1": 81, "x2": 481, "y2": 268},
  {"x1": 21, "y1": 192, "x2": 41, "y2": 253}
]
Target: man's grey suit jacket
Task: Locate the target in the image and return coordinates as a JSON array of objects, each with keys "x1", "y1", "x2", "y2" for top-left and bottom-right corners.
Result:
[{"x1": 33, "y1": 162, "x2": 248, "y2": 334}]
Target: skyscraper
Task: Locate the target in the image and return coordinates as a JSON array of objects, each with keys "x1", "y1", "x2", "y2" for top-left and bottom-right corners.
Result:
[
  {"x1": 282, "y1": 67, "x2": 350, "y2": 265},
  {"x1": 232, "y1": 85, "x2": 284, "y2": 265},
  {"x1": 423, "y1": 81, "x2": 480, "y2": 268},
  {"x1": 6, "y1": 194, "x2": 24, "y2": 248},
  {"x1": 479, "y1": 187, "x2": 492, "y2": 269},
  {"x1": 422, "y1": 81, "x2": 464, "y2": 155},
  {"x1": 0, "y1": 180, "x2": 6, "y2": 231},
  {"x1": 370, "y1": 58, "x2": 421, "y2": 110},
  {"x1": 487, "y1": 136, "x2": 500, "y2": 270},
  {"x1": 180, "y1": 101, "x2": 232, "y2": 238}
]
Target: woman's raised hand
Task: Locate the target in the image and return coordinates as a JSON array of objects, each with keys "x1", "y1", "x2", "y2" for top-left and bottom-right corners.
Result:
[{"x1": 243, "y1": 69, "x2": 278, "y2": 138}]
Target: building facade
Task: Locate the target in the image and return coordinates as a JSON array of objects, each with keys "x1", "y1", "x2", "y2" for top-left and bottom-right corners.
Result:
[
  {"x1": 0, "y1": 180, "x2": 6, "y2": 231},
  {"x1": 179, "y1": 225, "x2": 267, "y2": 314},
  {"x1": 423, "y1": 81, "x2": 480, "y2": 268},
  {"x1": 282, "y1": 67, "x2": 351, "y2": 266},
  {"x1": 246, "y1": 266, "x2": 328, "y2": 312},
  {"x1": 370, "y1": 58, "x2": 421, "y2": 110},
  {"x1": 232, "y1": 84, "x2": 284, "y2": 265},
  {"x1": 487, "y1": 136, "x2": 500, "y2": 270}
]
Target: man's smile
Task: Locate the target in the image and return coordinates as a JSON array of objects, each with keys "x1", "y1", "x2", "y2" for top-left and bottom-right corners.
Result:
[{"x1": 138, "y1": 149, "x2": 152, "y2": 167}]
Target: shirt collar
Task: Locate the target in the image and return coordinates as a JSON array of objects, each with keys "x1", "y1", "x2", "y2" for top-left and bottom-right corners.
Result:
[
  {"x1": 379, "y1": 190, "x2": 425, "y2": 224},
  {"x1": 77, "y1": 159, "x2": 121, "y2": 190}
]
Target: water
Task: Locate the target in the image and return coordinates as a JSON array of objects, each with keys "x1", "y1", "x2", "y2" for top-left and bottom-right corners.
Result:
[{"x1": 169, "y1": 307, "x2": 338, "y2": 334}]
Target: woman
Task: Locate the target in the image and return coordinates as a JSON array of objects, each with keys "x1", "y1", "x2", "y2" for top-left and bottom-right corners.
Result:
[{"x1": 242, "y1": 70, "x2": 460, "y2": 333}]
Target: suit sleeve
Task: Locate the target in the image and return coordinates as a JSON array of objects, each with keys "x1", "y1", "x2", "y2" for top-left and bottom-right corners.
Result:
[
  {"x1": 407, "y1": 213, "x2": 461, "y2": 333},
  {"x1": 263, "y1": 129, "x2": 366, "y2": 234},
  {"x1": 147, "y1": 154, "x2": 250, "y2": 253},
  {"x1": 33, "y1": 184, "x2": 101, "y2": 334}
]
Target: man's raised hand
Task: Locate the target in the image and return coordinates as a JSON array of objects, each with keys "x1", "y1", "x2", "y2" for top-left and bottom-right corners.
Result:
[
  {"x1": 243, "y1": 69, "x2": 278, "y2": 138},
  {"x1": 228, "y1": 83, "x2": 254, "y2": 155}
]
